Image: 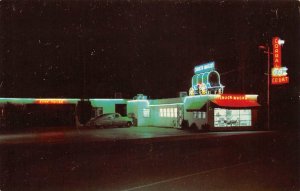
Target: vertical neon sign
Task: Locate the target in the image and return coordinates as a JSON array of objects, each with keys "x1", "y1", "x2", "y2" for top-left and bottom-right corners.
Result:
[
  {"x1": 272, "y1": 37, "x2": 282, "y2": 68},
  {"x1": 271, "y1": 37, "x2": 289, "y2": 85}
]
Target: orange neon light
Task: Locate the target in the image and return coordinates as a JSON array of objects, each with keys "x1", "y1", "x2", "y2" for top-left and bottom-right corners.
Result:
[
  {"x1": 272, "y1": 76, "x2": 289, "y2": 85},
  {"x1": 35, "y1": 99, "x2": 67, "y2": 104},
  {"x1": 217, "y1": 94, "x2": 248, "y2": 101},
  {"x1": 272, "y1": 37, "x2": 282, "y2": 68}
]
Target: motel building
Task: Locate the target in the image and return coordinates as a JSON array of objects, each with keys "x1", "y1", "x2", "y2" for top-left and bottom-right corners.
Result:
[{"x1": 0, "y1": 62, "x2": 260, "y2": 131}]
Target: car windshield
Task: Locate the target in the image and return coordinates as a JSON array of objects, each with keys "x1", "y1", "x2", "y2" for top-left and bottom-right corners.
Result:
[
  {"x1": 98, "y1": 114, "x2": 111, "y2": 118},
  {"x1": 92, "y1": 113, "x2": 113, "y2": 120}
]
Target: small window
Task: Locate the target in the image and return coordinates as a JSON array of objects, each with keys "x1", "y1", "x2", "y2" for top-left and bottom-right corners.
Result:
[
  {"x1": 193, "y1": 112, "x2": 198, "y2": 119},
  {"x1": 167, "y1": 108, "x2": 170, "y2": 117},
  {"x1": 143, "y1": 109, "x2": 150, "y2": 118},
  {"x1": 193, "y1": 111, "x2": 206, "y2": 119},
  {"x1": 198, "y1": 112, "x2": 202, "y2": 118},
  {"x1": 202, "y1": 112, "x2": 206, "y2": 119}
]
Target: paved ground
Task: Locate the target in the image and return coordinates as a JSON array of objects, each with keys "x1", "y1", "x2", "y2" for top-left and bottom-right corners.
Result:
[
  {"x1": 123, "y1": 159, "x2": 299, "y2": 191},
  {"x1": 0, "y1": 127, "x2": 299, "y2": 191},
  {"x1": 0, "y1": 126, "x2": 273, "y2": 145}
]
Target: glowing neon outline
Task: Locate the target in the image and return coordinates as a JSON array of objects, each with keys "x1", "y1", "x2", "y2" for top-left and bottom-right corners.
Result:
[
  {"x1": 194, "y1": 61, "x2": 215, "y2": 74},
  {"x1": 271, "y1": 67, "x2": 288, "y2": 77},
  {"x1": 149, "y1": 103, "x2": 184, "y2": 107},
  {"x1": 191, "y1": 70, "x2": 223, "y2": 92}
]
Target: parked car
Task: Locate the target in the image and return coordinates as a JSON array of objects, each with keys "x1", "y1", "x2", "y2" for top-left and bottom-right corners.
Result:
[{"x1": 86, "y1": 113, "x2": 133, "y2": 128}]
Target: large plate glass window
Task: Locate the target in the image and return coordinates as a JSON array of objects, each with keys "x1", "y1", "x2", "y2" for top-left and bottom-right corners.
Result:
[{"x1": 214, "y1": 108, "x2": 251, "y2": 127}]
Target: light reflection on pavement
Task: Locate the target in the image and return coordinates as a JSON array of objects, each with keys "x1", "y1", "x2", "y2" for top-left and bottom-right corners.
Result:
[{"x1": 0, "y1": 126, "x2": 274, "y2": 145}]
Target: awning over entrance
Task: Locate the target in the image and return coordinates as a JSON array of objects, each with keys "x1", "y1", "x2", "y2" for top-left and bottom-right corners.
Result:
[
  {"x1": 186, "y1": 102, "x2": 207, "y2": 111},
  {"x1": 184, "y1": 96, "x2": 212, "y2": 111},
  {"x1": 211, "y1": 99, "x2": 260, "y2": 108}
]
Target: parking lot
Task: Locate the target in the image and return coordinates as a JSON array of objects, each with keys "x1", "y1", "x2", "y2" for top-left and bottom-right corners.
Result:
[
  {"x1": 0, "y1": 126, "x2": 273, "y2": 145},
  {"x1": 0, "y1": 126, "x2": 298, "y2": 191}
]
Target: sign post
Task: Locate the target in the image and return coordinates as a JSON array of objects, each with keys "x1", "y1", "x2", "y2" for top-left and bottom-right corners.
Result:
[{"x1": 259, "y1": 36, "x2": 288, "y2": 130}]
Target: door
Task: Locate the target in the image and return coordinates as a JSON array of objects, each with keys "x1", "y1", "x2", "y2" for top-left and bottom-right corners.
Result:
[
  {"x1": 115, "y1": 104, "x2": 127, "y2": 116},
  {"x1": 177, "y1": 105, "x2": 184, "y2": 128}
]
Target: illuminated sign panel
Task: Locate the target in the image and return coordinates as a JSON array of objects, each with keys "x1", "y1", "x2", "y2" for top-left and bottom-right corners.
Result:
[
  {"x1": 272, "y1": 37, "x2": 282, "y2": 68},
  {"x1": 35, "y1": 99, "x2": 67, "y2": 104},
  {"x1": 217, "y1": 94, "x2": 248, "y2": 101},
  {"x1": 189, "y1": 62, "x2": 224, "y2": 96},
  {"x1": 271, "y1": 67, "x2": 288, "y2": 76},
  {"x1": 194, "y1": 62, "x2": 215, "y2": 74},
  {"x1": 213, "y1": 94, "x2": 259, "y2": 108},
  {"x1": 272, "y1": 76, "x2": 289, "y2": 85},
  {"x1": 271, "y1": 37, "x2": 289, "y2": 85}
]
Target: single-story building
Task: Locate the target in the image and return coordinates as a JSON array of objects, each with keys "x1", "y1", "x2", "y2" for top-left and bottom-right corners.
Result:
[
  {"x1": 0, "y1": 62, "x2": 260, "y2": 131},
  {"x1": 127, "y1": 94, "x2": 259, "y2": 131}
]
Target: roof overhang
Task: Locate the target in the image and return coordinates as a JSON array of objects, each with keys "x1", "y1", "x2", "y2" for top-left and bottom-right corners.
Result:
[
  {"x1": 211, "y1": 94, "x2": 260, "y2": 108},
  {"x1": 211, "y1": 99, "x2": 260, "y2": 108}
]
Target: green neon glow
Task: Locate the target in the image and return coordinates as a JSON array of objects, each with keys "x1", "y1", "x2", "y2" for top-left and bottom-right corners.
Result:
[
  {"x1": 0, "y1": 98, "x2": 36, "y2": 104},
  {"x1": 183, "y1": 95, "x2": 218, "y2": 103},
  {"x1": 184, "y1": 95, "x2": 215, "y2": 110},
  {"x1": 127, "y1": 100, "x2": 150, "y2": 106},
  {"x1": 194, "y1": 62, "x2": 215, "y2": 74},
  {"x1": 149, "y1": 103, "x2": 184, "y2": 107},
  {"x1": 90, "y1": 99, "x2": 127, "y2": 108},
  {"x1": 127, "y1": 100, "x2": 149, "y2": 103},
  {"x1": 90, "y1": 99, "x2": 125, "y2": 101},
  {"x1": 0, "y1": 98, "x2": 128, "y2": 108},
  {"x1": 0, "y1": 98, "x2": 82, "y2": 105}
]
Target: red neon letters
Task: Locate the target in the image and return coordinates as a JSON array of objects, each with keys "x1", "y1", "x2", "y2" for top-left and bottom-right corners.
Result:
[
  {"x1": 35, "y1": 99, "x2": 66, "y2": 104},
  {"x1": 217, "y1": 95, "x2": 247, "y2": 100},
  {"x1": 272, "y1": 37, "x2": 282, "y2": 68},
  {"x1": 271, "y1": 37, "x2": 288, "y2": 85},
  {"x1": 272, "y1": 76, "x2": 289, "y2": 85}
]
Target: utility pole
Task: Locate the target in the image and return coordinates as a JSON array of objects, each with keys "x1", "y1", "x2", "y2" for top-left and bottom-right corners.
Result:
[{"x1": 259, "y1": 45, "x2": 272, "y2": 130}]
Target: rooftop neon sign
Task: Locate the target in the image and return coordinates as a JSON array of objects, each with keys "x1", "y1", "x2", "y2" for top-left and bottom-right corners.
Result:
[
  {"x1": 194, "y1": 61, "x2": 215, "y2": 74},
  {"x1": 35, "y1": 99, "x2": 67, "y2": 104},
  {"x1": 216, "y1": 94, "x2": 257, "y2": 101},
  {"x1": 217, "y1": 94, "x2": 248, "y2": 101}
]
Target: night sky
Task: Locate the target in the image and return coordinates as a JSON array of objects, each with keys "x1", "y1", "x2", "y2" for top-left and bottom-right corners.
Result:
[{"x1": 0, "y1": 0, "x2": 299, "y2": 100}]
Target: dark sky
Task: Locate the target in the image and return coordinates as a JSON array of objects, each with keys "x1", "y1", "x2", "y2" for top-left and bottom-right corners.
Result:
[{"x1": 0, "y1": 0, "x2": 299, "y2": 100}]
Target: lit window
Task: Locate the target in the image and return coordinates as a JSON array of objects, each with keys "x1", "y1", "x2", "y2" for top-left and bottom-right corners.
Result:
[
  {"x1": 193, "y1": 112, "x2": 197, "y2": 118},
  {"x1": 160, "y1": 109, "x2": 163, "y2": 117},
  {"x1": 198, "y1": 112, "x2": 202, "y2": 118},
  {"x1": 214, "y1": 108, "x2": 251, "y2": 127},
  {"x1": 143, "y1": 109, "x2": 150, "y2": 118},
  {"x1": 159, "y1": 107, "x2": 180, "y2": 118},
  {"x1": 193, "y1": 112, "x2": 206, "y2": 119}
]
